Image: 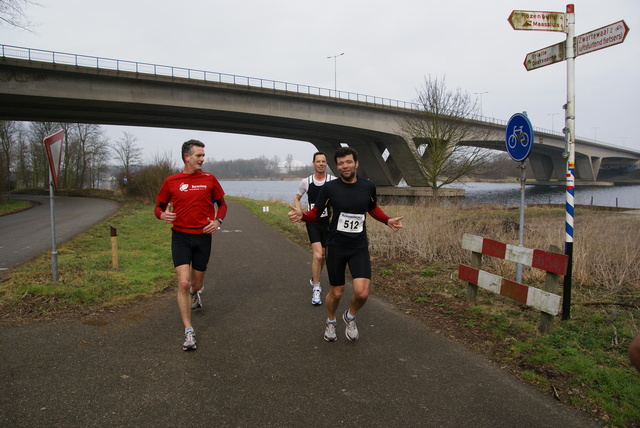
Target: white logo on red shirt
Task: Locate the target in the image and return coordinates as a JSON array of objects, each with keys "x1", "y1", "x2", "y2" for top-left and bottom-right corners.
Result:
[{"x1": 179, "y1": 183, "x2": 208, "y2": 192}]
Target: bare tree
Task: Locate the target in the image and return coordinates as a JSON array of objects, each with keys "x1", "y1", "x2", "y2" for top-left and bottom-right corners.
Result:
[
  {"x1": 0, "y1": 120, "x2": 24, "y2": 193},
  {"x1": 27, "y1": 121, "x2": 58, "y2": 188},
  {"x1": 14, "y1": 125, "x2": 30, "y2": 188},
  {"x1": 399, "y1": 76, "x2": 493, "y2": 196},
  {"x1": 63, "y1": 123, "x2": 105, "y2": 188},
  {"x1": 112, "y1": 131, "x2": 143, "y2": 179},
  {"x1": 285, "y1": 153, "x2": 294, "y2": 173},
  {"x1": 0, "y1": 0, "x2": 39, "y2": 30}
]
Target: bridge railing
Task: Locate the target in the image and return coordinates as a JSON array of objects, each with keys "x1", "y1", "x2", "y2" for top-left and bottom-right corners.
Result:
[
  {"x1": 1, "y1": 44, "x2": 421, "y2": 111},
  {"x1": 0, "y1": 43, "x2": 630, "y2": 149}
]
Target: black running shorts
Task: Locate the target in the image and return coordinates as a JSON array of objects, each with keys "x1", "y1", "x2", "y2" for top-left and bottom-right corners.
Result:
[
  {"x1": 171, "y1": 230, "x2": 212, "y2": 271},
  {"x1": 325, "y1": 245, "x2": 371, "y2": 286},
  {"x1": 306, "y1": 220, "x2": 330, "y2": 246}
]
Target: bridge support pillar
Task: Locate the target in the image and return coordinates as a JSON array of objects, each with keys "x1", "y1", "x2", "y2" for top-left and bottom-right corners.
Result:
[
  {"x1": 529, "y1": 153, "x2": 555, "y2": 181},
  {"x1": 574, "y1": 154, "x2": 600, "y2": 181}
]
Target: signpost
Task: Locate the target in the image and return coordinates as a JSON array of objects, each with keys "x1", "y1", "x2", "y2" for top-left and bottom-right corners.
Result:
[
  {"x1": 506, "y1": 113, "x2": 534, "y2": 163},
  {"x1": 576, "y1": 20, "x2": 630, "y2": 56},
  {"x1": 508, "y1": 10, "x2": 566, "y2": 32},
  {"x1": 43, "y1": 129, "x2": 64, "y2": 282},
  {"x1": 505, "y1": 113, "x2": 534, "y2": 284},
  {"x1": 524, "y1": 42, "x2": 565, "y2": 71},
  {"x1": 523, "y1": 20, "x2": 629, "y2": 71},
  {"x1": 508, "y1": 4, "x2": 629, "y2": 320}
]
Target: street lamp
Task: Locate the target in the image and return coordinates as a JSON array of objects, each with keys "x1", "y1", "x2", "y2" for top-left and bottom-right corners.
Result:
[
  {"x1": 474, "y1": 91, "x2": 488, "y2": 117},
  {"x1": 327, "y1": 52, "x2": 344, "y2": 93},
  {"x1": 591, "y1": 127, "x2": 600, "y2": 142},
  {"x1": 547, "y1": 113, "x2": 559, "y2": 132}
]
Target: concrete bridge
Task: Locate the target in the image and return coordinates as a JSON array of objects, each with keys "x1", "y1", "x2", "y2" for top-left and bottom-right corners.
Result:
[{"x1": 1, "y1": 45, "x2": 638, "y2": 193}]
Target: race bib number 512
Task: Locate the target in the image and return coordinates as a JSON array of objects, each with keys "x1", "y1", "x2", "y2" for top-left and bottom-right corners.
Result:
[{"x1": 337, "y1": 212, "x2": 365, "y2": 233}]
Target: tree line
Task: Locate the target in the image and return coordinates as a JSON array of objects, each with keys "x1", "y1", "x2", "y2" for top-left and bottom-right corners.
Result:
[
  {"x1": 0, "y1": 120, "x2": 314, "y2": 201},
  {"x1": 1, "y1": 121, "x2": 113, "y2": 192}
]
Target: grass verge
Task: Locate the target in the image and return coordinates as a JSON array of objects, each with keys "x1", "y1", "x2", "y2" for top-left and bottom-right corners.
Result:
[
  {"x1": 0, "y1": 199, "x2": 31, "y2": 215},
  {"x1": 0, "y1": 201, "x2": 175, "y2": 322}
]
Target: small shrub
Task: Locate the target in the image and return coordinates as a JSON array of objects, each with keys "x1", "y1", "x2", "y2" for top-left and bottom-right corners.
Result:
[
  {"x1": 126, "y1": 154, "x2": 178, "y2": 203},
  {"x1": 420, "y1": 268, "x2": 437, "y2": 277}
]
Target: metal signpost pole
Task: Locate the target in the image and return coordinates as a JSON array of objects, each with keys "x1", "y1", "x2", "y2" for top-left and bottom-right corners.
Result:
[
  {"x1": 44, "y1": 129, "x2": 64, "y2": 283},
  {"x1": 49, "y1": 169, "x2": 59, "y2": 282},
  {"x1": 516, "y1": 160, "x2": 526, "y2": 283},
  {"x1": 505, "y1": 112, "x2": 534, "y2": 284},
  {"x1": 562, "y1": 4, "x2": 576, "y2": 320}
]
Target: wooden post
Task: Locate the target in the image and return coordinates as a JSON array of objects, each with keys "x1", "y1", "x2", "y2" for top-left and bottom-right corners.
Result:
[
  {"x1": 467, "y1": 251, "x2": 482, "y2": 304},
  {"x1": 538, "y1": 245, "x2": 562, "y2": 333},
  {"x1": 110, "y1": 226, "x2": 118, "y2": 269}
]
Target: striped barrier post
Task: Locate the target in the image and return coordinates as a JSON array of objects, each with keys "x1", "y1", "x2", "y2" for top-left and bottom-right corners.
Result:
[
  {"x1": 563, "y1": 158, "x2": 575, "y2": 321},
  {"x1": 458, "y1": 234, "x2": 568, "y2": 333}
]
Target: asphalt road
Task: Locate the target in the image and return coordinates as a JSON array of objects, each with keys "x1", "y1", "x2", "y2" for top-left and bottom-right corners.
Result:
[
  {"x1": 0, "y1": 200, "x2": 601, "y2": 427},
  {"x1": 0, "y1": 194, "x2": 120, "y2": 272}
]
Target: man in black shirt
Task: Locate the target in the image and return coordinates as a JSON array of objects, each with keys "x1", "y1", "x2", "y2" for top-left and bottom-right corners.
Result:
[{"x1": 288, "y1": 147, "x2": 403, "y2": 342}]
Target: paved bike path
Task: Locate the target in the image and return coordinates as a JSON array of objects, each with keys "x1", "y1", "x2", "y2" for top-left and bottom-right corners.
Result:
[{"x1": 0, "y1": 200, "x2": 600, "y2": 427}]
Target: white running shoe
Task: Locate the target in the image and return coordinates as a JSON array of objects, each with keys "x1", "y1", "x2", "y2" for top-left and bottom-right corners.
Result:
[
  {"x1": 182, "y1": 330, "x2": 197, "y2": 351},
  {"x1": 191, "y1": 292, "x2": 202, "y2": 310},
  {"x1": 324, "y1": 321, "x2": 337, "y2": 342},
  {"x1": 342, "y1": 310, "x2": 359, "y2": 341},
  {"x1": 311, "y1": 286, "x2": 322, "y2": 306}
]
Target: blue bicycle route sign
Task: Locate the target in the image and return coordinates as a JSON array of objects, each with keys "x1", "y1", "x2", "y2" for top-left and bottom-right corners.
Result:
[{"x1": 505, "y1": 113, "x2": 534, "y2": 162}]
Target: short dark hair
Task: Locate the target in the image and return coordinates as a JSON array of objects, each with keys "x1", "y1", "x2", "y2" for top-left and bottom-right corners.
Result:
[
  {"x1": 334, "y1": 146, "x2": 358, "y2": 163},
  {"x1": 312, "y1": 152, "x2": 326, "y2": 162},
  {"x1": 182, "y1": 139, "x2": 205, "y2": 160}
]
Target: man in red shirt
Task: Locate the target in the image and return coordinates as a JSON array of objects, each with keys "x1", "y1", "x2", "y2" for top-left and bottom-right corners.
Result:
[{"x1": 155, "y1": 140, "x2": 227, "y2": 351}]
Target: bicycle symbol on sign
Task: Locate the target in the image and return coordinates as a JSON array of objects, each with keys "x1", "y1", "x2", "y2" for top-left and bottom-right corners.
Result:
[{"x1": 507, "y1": 126, "x2": 530, "y2": 149}]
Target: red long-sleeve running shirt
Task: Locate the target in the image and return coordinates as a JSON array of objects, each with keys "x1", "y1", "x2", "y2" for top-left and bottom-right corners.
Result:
[{"x1": 154, "y1": 171, "x2": 227, "y2": 234}]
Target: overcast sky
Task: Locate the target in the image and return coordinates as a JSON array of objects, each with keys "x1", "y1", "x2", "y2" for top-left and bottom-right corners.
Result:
[{"x1": 2, "y1": 0, "x2": 638, "y2": 163}]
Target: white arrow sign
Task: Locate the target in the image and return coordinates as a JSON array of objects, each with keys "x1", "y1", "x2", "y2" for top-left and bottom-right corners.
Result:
[
  {"x1": 524, "y1": 42, "x2": 566, "y2": 71},
  {"x1": 576, "y1": 20, "x2": 630, "y2": 56}
]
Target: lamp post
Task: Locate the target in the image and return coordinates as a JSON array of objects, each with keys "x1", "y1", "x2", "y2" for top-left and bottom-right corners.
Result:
[
  {"x1": 591, "y1": 127, "x2": 600, "y2": 142},
  {"x1": 327, "y1": 52, "x2": 344, "y2": 94},
  {"x1": 474, "y1": 91, "x2": 488, "y2": 117},
  {"x1": 547, "y1": 112, "x2": 559, "y2": 132}
]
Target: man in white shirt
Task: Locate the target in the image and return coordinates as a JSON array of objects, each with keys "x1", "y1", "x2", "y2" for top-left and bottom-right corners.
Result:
[{"x1": 293, "y1": 152, "x2": 335, "y2": 305}]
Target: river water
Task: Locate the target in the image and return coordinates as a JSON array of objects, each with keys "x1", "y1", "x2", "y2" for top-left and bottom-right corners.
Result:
[{"x1": 220, "y1": 180, "x2": 640, "y2": 209}]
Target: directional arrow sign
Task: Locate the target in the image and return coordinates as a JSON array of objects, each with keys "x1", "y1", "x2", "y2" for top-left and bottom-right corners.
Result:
[
  {"x1": 524, "y1": 41, "x2": 566, "y2": 71},
  {"x1": 508, "y1": 10, "x2": 566, "y2": 32},
  {"x1": 576, "y1": 20, "x2": 629, "y2": 56}
]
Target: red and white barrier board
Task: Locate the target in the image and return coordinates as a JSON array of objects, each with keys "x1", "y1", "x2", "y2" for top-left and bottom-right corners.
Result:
[
  {"x1": 458, "y1": 234, "x2": 567, "y2": 316},
  {"x1": 458, "y1": 264, "x2": 562, "y2": 316},
  {"x1": 461, "y1": 234, "x2": 567, "y2": 275}
]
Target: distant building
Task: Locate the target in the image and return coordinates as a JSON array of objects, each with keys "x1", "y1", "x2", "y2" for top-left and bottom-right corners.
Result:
[{"x1": 277, "y1": 159, "x2": 307, "y2": 174}]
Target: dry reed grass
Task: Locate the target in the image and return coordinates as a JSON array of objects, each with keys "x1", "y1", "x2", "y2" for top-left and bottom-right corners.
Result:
[{"x1": 368, "y1": 202, "x2": 640, "y2": 299}]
